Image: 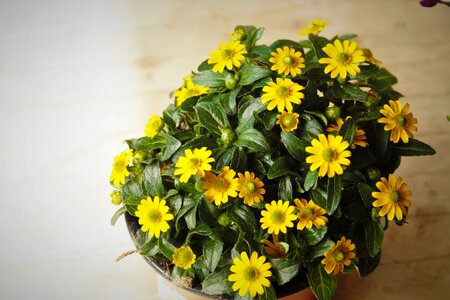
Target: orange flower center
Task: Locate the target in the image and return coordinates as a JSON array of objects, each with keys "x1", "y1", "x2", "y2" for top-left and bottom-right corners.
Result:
[
  {"x1": 322, "y1": 148, "x2": 336, "y2": 161},
  {"x1": 395, "y1": 114, "x2": 407, "y2": 127},
  {"x1": 281, "y1": 114, "x2": 296, "y2": 128},
  {"x1": 283, "y1": 56, "x2": 293, "y2": 66},
  {"x1": 389, "y1": 191, "x2": 400, "y2": 203},
  {"x1": 334, "y1": 249, "x2": 345, "y2": 262},
  {"x1": 270, "y1": 210, "x2": 285, "y2": 224},
  {"x1": 214, "y1": 177, "x2": 230, "y2": 191},
  {"x1": 245, "y1": 181, "x2": 256, "y2": 193}
]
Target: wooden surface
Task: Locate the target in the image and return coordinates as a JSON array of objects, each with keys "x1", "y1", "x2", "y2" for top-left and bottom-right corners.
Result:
[{"x1": 0, "y1": 0, "x2": 449, "y2": 299}]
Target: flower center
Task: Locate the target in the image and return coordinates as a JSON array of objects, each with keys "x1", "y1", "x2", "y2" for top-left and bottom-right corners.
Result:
[
  {"x1": 188, "y1": 158, "x2": 200, "y2": 169},
  {"x1": 148, "y1": 209, "x2": 162, "y2": 223},
  {"x1": 215, "y1": 177, "x2": 230, "y2": 191},
  {"x1": 270, "y1": 210, "x2": 285, "y2": 224},
  {"x1": 277, "y1": 86, "x2": 292, "y2": 98},
  {"x1": 282, "y1": 114, "x2": 295, "y2": 128},
  {"x1": 322, "y1": 148, "x2": 336, "y2": 162},
  {"x1": 114, "y1": 159, "x2": 127, "y2": 170},
  {"x1": 303, "y1": 207, "x2": 314, "y2": 218},
  {"x1": 389, "y1": 191, "x2": 400, "y2": 203},
  {"x1": 243, "y1": 266, "x2": 259, "y2": 281},
  {"x1": 245, "y1": 181, "x2": 256, "y2": 193},
  {"x1": 336, "y1": 53, "x2": 351, "y2": 64},
  {"x1": 222, "y1": 49, "x2": 234, "y2": 59},
  {"x1": 283, "y1": 56, "x2": 293, "y2": 66},
  {"x1": 176, "y1": 250, "x2": 193, "y2": 266},
  {"x1": 334, "y1": 250, "x2": 345, "y2": 262},
  {"x1": 395, "y1": 114, "x2": 407, "y2": 127}
]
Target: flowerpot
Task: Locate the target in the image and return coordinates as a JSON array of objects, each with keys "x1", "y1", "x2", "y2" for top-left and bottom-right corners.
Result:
[{"x1": 125, "y1": 213, "x2": 314, "y2": 300}]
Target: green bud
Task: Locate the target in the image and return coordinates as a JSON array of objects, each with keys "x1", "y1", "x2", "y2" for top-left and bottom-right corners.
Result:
[
  {"x1": 336, "y1": 76, "x2": 346, "y2": 85},
  {"x1": 220, "y1": 127, "x2": 236, "y2": 145},
  {"x1": 132, "y1": 151, "x2": 147, "y2": 165},
  {"x1": 110, "y1": 190, "x2": 123, "y2": 206},
  {"x1": 367, "y1": 166, "x2": 381, "y2": 181},
  {"x1": 225, "y1": 72, "x2": 239, "y2": 90},
  {"x1": 325, "y1": 106, "x2": 341, "y2": 122},
  {"x1": 364, "y1": 90, "x2": 381, "y2": 108},
  {"x1": 371, "y1": 208, "x2": 380, "y2": 221},
  {"x1": 195, "y1": 178, "x2": 205, "y2": 192},
  {"x1": 218, "y1": 213, "x2": 231, "y2": 226}
]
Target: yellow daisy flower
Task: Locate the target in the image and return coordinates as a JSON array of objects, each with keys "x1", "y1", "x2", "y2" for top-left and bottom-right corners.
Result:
[
  {"x1": 135, "y1": 196, "x2": 174, "y2": 238},
  {"x1": 261, "y1": 78, "x2": 304, "y2": 112},
  {"x1": 321, "y1": 236, "x2": 356, "y2": 275},
  {"x1": 299, "y1": 18, "x2": 331, "y2": 36},
  {"x1": 319, "y1": 39, "x2": 365, "y2": 79},
  {"x1": 260, "y1": 200, "x2": 297, "y2": 235},
  {"x1": 294, "y1": 198, "x2": 328, "y2": 230},
  {"x1": 174, "y1": 147, "x2": 214, "y2": 183},
  {"x1": 172, "y1": 246, "x2": 196, "y2": 270},
  {"x1": 144, "y1": 115, "x2": 164, "y2": 138},
  {"x1": 372, "y1": 174, "x2": 412, "y2": 221},
  {"x1": 276, "y1": 111, "x2": 300, "y2": 132},
  {"x1": 174, "y1": 79, "x2": 209, "y2": 107},
  {"x1": 269, "y1": 46, "x2": 305, "y2": 77},
  {"x1": 208, "y1": 41, "x2": 247, "y2": 73},
  {"x1": 326, "y1": 117, "x2": 368, "y2": 149},
  {"x1": 228, "y1": 251, "x2": 272, "y2": 297},
  {"x1": 305, "y1": 134, "x2": 351, "y2": 178},
  {"x1": 236, "y1": 171, "x2": 265, "y2": 206},
  {"x1": 261, "y1": 239, "x2": 287, "y2": 259},
  {"x1": 110, "y1": 150, "x2": 133, "y2": 187},
  {"x1": 202, "y1": 166, "x2": 239, "y2": 206},
  {"x1": 378, "y1": 100, "x2": 418, "y2": 144}
]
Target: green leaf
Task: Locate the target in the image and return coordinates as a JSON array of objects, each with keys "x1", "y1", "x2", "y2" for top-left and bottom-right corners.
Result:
[
  {"x1": 270, "y1": 39, "x2": 302, "y2": 51},
  {"x1": 309, "y1": 35, "x2": 330, "y2": 60},
  {"x1": 187, "y1": 223, "x2": 214, "y2": 240},
  {"x1": 267, "y1": 157, "x2": 292, "y2": 180},
  {"x1": 278, "y1": 176, "x2": 293, "y2": 200},
  {"x1": 304, "y1": 169, "x2": 318, "y2": 191},
  {"x1": 202, "y1": 268, "x2": 233, "y2": 295},
  {"x1": 142, "y1": 161, "x2": 166, "y2": 197},
  {"x1": 342, "y1": 187, "x2": 371, "y2": 222},
  {"x1": 122, "y1": 179, "x2": 145, "y2": 199},
  {"x1": 391, "y1": 139, "x2": 436, "y2": 156},
  {"x1": 374, "y1": 123, "x2": 390, "y2": 160},
  {"x1": 358, "y1": 251, "x2": 381, "y2": 277},
  {"x1": 235, "y1": 128, "x2": 270, "y2": 153},
  {"x1": 158, "y1": 237, "x2": 176, "y2": 260},
  {"x1": 280, "y1": 131, "x2": 308, "y2": 161},
  {"x1": 122, "y1": 196, "x2": 141, "y2": 216},
  {"x1": 194, "y1": 101, "x2": 230, "y2": 136},
  {"x1": 299, "y1": 226, "x2": 328, "y2": 246},
  {"x1": 247, "y1": 27, "x2": 265, "y2": 50},
  {"x1": 326, "y1": 175, "x2": 342, "y2": 215},
  {"x1": 369, "y1": 68, "x2": 397, "y2": 92},
  {"x1": 139, "y1": 235, "x2": 159, "y2": 256},
  {"x1": 175, "y1": 196, "x2": 197, "y2": 232},
  {"x1": 270, "y1": 257, "x2": 300, "y2": 285},
  {"x1": 159, "y1": 134, "x2": 181, "y2": 161},
  {"x1": 255, "y1": 285, "x2": 277, "y2": 300},
  {"x1": 218, "y1": 88, "x2": 240, "y2": 115},
  {"x1": 342, "y1": 84, "x2": 367, "y2": 101},
  {"x1": 308, "y1": 264, "x2": 337, "y2": 300},
  {"x1": 306, "y1": 239, "x2": 334, "y2": 261},
  {"x1": 364, "y1": 220, "x2": 384, "y2": 257},
  {"x1": 193, "y1": 70, "x2": 226, "y2": 88},
  {"x1": 298, "y1": 114, "x2": 324, "y2": 143},
  {"x1": 126, "y1": 136, "x2": 166, "y2": 151},
  {"x1": 339, "y1": 33, "x2": 357, "y2": 40},
  {"x1": 110, "y1": 206, "x2": 127, "y2": 225},
  {"x1": 184, "y1": 205, "x2": 198, "y2": 229},
  {"x1": 238, "y1": 64, "x2": 272, "y2": 86},
  {"x1": 229, "y1": 204, "x2": 256, "y2": 239},
  {"x1": 236, "y1": 96, "x2": 266, "y2": 133},
  {"x1": 229, "y1": 147, "x2": 248, "y2": 173},
  {"x1": 338, "y1": 117, "x2": 356, "y2": 145},
  {"x1": 203, "y1": 239, "x2": 224, "y2": 273},
  {"x1": 358, "y1": 183, "x2": 375, "y2": 209}
]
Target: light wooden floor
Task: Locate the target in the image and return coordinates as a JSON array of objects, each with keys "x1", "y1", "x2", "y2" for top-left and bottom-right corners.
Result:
[{"x1": 0, "y1": 0, "x2": 448, "y2": 299}]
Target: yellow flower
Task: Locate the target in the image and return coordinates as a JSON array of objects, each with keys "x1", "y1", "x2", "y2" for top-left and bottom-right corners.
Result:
[
  {"x1": 173, "y1": 246, "x2": 196, "y2": 270},
  {"x1": 321, "y1": 236, "x2": 356, "y2": 275},
  {"x1": 269, "y1": 46, "x2": 305, "y2": 77},
  {"x1": 326, "y1": 117, "x2": 368, "y2": 149},
  {"x1": 378, "y1": 100, "x2": 417, "y2": 143},
  {"x1": 135, "y1": 196, "x2": 174, "y2": 238},
  {"x1": 276, "y1": 111, "x2": 300, "y2": 132},
  {"x1": 261, "y1": 239, "x2": 287, "y2": 259},
  {"x1": 260, "y1": 200, "x2": 297, "y2": 235},
  {"x1": 110, "y1": 150, "x2": 133, "y2": 187},
  {"x1": 372, "y1": 174, "x2": 412, "y2": 221},
  {"x1": 228, "y1": 251, "x2": 272, "y2": 297},
  {"x1": 319, "y1": 39, "x2": 365, "y2": 79},
  {"x1": 236, "y1": 171, "x2": 265, "y2": 206},
  {"x1": 299, "y1": 18, "x2": 331, "y2": 36},
  {"x1": 294, "y1": 198, "x2": 328, "y2": 230},
  {"x1": 208, "y1": 41, "x2": 247, "y2": 73},
  {"x1": 202, "y1": 166, "x2": 239, "y2": 206},
  {"x1": 174, "y1": 147, "x2": 214, "y2": 183},
  {"x1": 261, "y1": 78, "x2": 304, "y2": 112},
  {"x1": 306, "y1": 134, "x2": 351, "y2": 178},
  {"x1": 229, "y1": 28, "x2": 245, "y2": 42},
  {"x1": 362, "y1": 48, "x2": 381, "y2": 66},
  {"x1": 174, "y1": 80, "x2": 209, "y2": 107},
  {"x1": 144, "y1": 115, "x2": 164, "y2": 138}
]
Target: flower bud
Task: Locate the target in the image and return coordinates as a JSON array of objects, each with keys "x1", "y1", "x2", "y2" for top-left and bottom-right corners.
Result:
[
  {"x1": 364, "y1": 90, "x2": 381, "y2": 108},
  {"x1": 225, "y1": 72, "x2": 239, "y2": 90},
  {"x1": 132, "y1": 151, "x2": 147, "y2": 165},
  {"x1": 218, "y1": 213, "x2": 231, "y2": 226},
  {"x1": 367, "y1": 166, "x2": 381, "y2": 181},
  {"x1": 110, "y1": 190, "x2": 123, "y2": 206},
  {"x1": 325, "y1": 106, "x2": 341, "y2": 122},
  {"x1": 220, "y1": 127, "x2": 236, "y2": 145}
]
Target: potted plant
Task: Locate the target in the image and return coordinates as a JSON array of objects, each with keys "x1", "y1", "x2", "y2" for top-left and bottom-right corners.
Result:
[{"x1": 109, "y1": 20, "x2": 435, "y2": 300}]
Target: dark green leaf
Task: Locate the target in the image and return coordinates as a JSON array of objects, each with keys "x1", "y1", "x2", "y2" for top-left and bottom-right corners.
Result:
[
  {"x1": 338, "y1": 118, "x2": 356, "y2": 145},
  {"x1": 202, "y1": 268, "x2": 233, "y2": 295},
  {"x1": 270, "y1": 39, "x2": 302, "y2": 51},
  {"x1": 203, "y1": 239, "x2": 224, "y2": 273},
  {"x1": 139, "y1": 236, "x2": 159, "y2": 256},
  {"x1": 193, "y1": 70, "x2": 226, "y2": 88},
  {"x1": 122, "y1": 196, "x2": 141, "y2": 216},
  {"x1": 342, "y1": 85, "x2": 367, "y2": 101},
  {"x1": 158, "y1": 237, "x2": 176, "y2": 260},
  {"x1": 238, "y1": 64, "x2": 272, "y2": 86},
  {"x1": 326, "y1": 175, "x2": 342, "y2": 215},
  {"x1": 304, "y1": 169, "x2": 318, "y2": 191},
  {"x1": 342, "y1": 187, "x2": 371, "y2": 222},
  {"x1": 280, "y1": 131, "x2": 308, "y2": 161},
  {"x1": 369, "y1": 68, "x2": 397, "y2": 92},
  {"x1": 278, "y1": 176, "x2": 293, "y2": 200},
  {"x1": 236, "y1": 96, "x2": 266, "y2": 133},
  {"x1": 308, "y1": 264, "x2": 337, "y2": 300},
  {"x1": 364, "y1": 220, "x2": 384, "y2": 257},
  {"x1": 235, "y1": 128, "x2": 270, "y2": 153},
  {"x1": 187, "y1": 223, "x2": 214, "y2": 240},
  {"x1": 267, "y1": 157, "x2": 293, "y2": 180},
  {"x1": 126, "y1": 136, "x2": 166, "y2": 151},
  {"x1": 168, "y1": 195, "x2": 183, "y2": 217},
  {"x1": 309, "y1": 35, "x2": 330, "y2": 60},
  {"x1": 358, "y1": 183, "x2": 375, "y2": 209},
  {"x1": 194, "y1": 101, "x2": 230, "y2": 135},
  {"x1": 122, "y1": 179, "x2": 145, "y2": 199},
  {"x1": 142, "y1": 161, "x2": 166, "y2": 197},
  {"x1": 184, "y1": 205, "x2": 198, "y2": 229},
  {"x1": 110, "y1": 206, "x2": 127, "y2": 225},
  {"x1": 247, "y1": 27, "x2": 265, "y2": 50},
  {"x1": 358, "y1": 251, "x2": 381, "y2": 277},
  {"x1": 299, "y1": 226, "x2": 328, "y2": 246},
  {"x1": 349, "y1": 149, "x2": 377, "y2": 171},
  {"x1": 374, "y1": 123, "x2": 390, "y2": 160},
  {"x1": 218, "y1": 88, "x2": 240, "y2": 115},
  {"x1": 270, "y1": 257, "x2": 300, "y2": 285},
  {"x1": 298, "y1": 114, "x2": 324, "y2": 143},
  {"x1": 229, "y1": 147, "x2": 248, "y2": 173},
  {"x1": 159, "y1": 134, "x2": 181, "y2": 161},
  {"x1": 391, "y1": 139, "x2": 436, "y2": 156},
  {"x1": 229, "y1": 205, "x2": 256, "y2": 239}
]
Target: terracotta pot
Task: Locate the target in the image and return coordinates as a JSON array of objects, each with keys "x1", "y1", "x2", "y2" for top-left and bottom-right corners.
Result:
[{"x1": 125, "y1": 213, "x2": 315, "y2": 300}]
